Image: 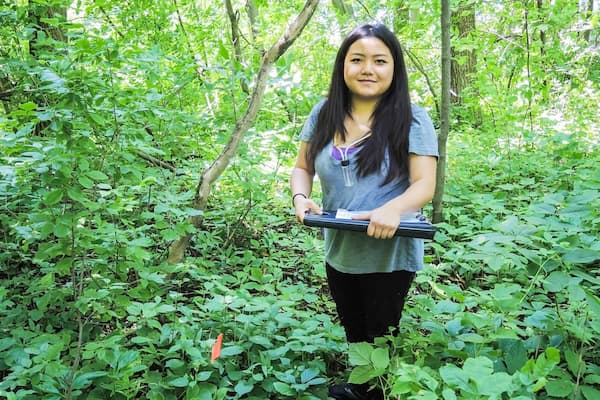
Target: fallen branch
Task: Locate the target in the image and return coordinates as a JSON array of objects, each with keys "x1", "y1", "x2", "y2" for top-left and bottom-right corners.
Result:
[{"x1": 135, "y1": 150, "x2": 176, "y2": 172}]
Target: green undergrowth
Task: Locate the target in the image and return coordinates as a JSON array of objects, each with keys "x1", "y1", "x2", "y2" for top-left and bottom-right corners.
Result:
[{"x1": 1, "y1": 133, "x2": 599, "y2": 399}]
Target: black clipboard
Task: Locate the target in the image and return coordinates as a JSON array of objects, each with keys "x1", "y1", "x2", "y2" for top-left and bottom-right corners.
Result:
[{"x1": 303, "y1": 210, "x2": 436, "y2": 240}]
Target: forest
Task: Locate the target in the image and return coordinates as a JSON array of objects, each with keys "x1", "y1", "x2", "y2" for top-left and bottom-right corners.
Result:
[{"x1": 0, "y1": 0, "x2": 599, "y2": 399}]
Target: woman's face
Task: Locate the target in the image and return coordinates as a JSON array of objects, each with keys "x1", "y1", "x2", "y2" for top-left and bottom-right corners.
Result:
[{"x1": 343, "y1": 37, "x2": 394, "y2": 103}]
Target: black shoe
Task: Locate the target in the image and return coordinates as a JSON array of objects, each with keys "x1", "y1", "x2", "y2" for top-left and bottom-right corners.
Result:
[
  {"x1": 328, "y1": 383, "x2": 368, "y2": 400},
  {"x1": 328, "y1": 383, "x2": 383, "y2": 400},
  {"x1": 368, "y1": 387, "x2": 384, "y2": 400}
]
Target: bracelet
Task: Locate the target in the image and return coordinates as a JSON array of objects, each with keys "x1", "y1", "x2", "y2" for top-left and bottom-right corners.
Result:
[{"x1": 292, "y1": 193, "x2": 307, "y2": 205}]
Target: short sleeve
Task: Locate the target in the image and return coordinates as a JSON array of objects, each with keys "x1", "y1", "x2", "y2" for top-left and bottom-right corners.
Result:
[
  {"x1": 408, "y1": 105, "x2": 439, "y2": 158},
  {"x1": 299, "y1": 99, "x2": 327, "y2": 142}
]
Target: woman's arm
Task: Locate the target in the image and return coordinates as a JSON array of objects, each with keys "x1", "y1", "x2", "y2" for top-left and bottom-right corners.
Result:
[
  {"x1": 290, "y1": 141, "x2": 322, "y2": 222},
  {"x1": 354, "y1": 154, "x2": 437, "y2": 239}
]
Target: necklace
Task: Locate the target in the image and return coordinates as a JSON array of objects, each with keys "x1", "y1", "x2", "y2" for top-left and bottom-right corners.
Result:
[
  {"x1": 333, "y1": 129, "x2": 372, "y2": 148},
  {"x1": 333, "y1": 131, "x2": 371, "y2": 187}
]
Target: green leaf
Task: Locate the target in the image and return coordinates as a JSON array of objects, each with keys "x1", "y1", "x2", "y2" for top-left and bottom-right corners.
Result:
[
  {"x1": 234, "y1": 380, "x2": 253, "y2": 396},
  {"x1": 117, "y1": 350, "x2": 139, "y2": 370},
  {"x1": 186, "y1": 208, "x2": 204, "y2": 216},
  {"x1": 562, "y1": 249, "x2": 600, "y2": 264},
  {"x1": 78, "y1": 176, "x2": 94, "y2": 189},
  {"x1": 249, "y1": 335, "x2": 273, "y2": 348},
  {"x1": 463, "y1": 357, "x2": 493, "y2": 381},
  {"x1": 146, "y1": 318, "x2": 162, "y2": 329},
  {"x1": 435, "y1": 300, "x2": 462, "y2": 313},
  {"x1": 476, "y1": 372, "x2": 512, "y2": 396},
  {"x1": 568, "y1": 283, "x2": 586, "y2": 302},
  {"x1": 0, "y1": 338, "x2": 17, "y2": 352},
  {"x1": 584, "y1": 289, "x2": 600, "y2": 318},
  {"x1": 457, "y1": 333, "x2": 485, "y2": 343},
  {"x1": 169, "y1": 375, "x2": 189, "y2": 388},
  {"x1": 53, "y1": 222, "x2": 71, "y2": 238},
  {"x1": 348, "y1": 365, "x2": 376, "y2": 384},
  {"x1": 545, "y1": 378, "x2": 574, "y2": 398},
  {"x1": 439, "y1": 365, "x2": 469, "y2": 390},
  {"x1": 564, "y1": 349, "x2": 582, "y2": 376},
  {"x1": 306, "y1": 377, "x2": 327, "y2": 386},
  {"x1": 391, "y1": 379, "x2": 413, "y2": 395},
  {"x1": 196, "y1": 371, "x2": 212, "y2": 381},
  {"x1": 500, "y1": 339, "x2": 528, "y2": 374},
  {"x1": 19, "y1": 101, "x2": 37, "y2": 111},
  {"x1": 217, "y1": 41, "x2": 230, "y2": 59},
  {"x1": 348, "y1": 342, "x2": 372, "y2": 366},
  {"x1": 87, "y1": 170, "x2": 109, "y2": 181},
  {"x1": 371, "y1": 348, "x2": 389, "y2": 370},
  {"x1": 67, "y1": 186, "x2": 89, "y2": 204},
  {"x1": 55, "y1": 258, "x2": 73, "y2": 274},
  {"x1": 220, "y1": 345, "x2": 244, "y2": 357},
  {"x1": 300, "y1": 368, "x2": 319, "y2": 384},
  {"x1": 138, "y1": 271, "x2": 166, "y2": 284},
  {"x1": 581, "y1": 385, "x2": 600, "y2": 400},
  {"x1": 156, "y1": 304, "x2": 175, "y2": 313},
  {"x1": 532, "y1": 348, "x2": 560, "y2": 379},
  {"x1": 166, "y1": 359, "x2": 186, "y2": 370},
  {"x1": 273, "y1": 382, "x2": 295, "y2": 396},
  {"x1": 193, "y1": 383, "x2": 216, "y2": 400},
  {"x1": 583, "y1": 374, "x2": 600, "y2": 385},
  {"x1": 44, "y1": 190, "x2": 63, "y2": 205},
  {"x1": 544, "y1": 271, "x2": 571, "y2": 292},
  {"x1": 531, "y1": 377, "x2": 548, "y2": 392},
  {"x1": 442, "y1": 388, "x2": 458, "y2": 400},
  {"x1": 71, "y1": 371, "x2": 108, "y2": 390},
  {"x1": 87, "y1": 112, "x2": 107, "y2": 125}
]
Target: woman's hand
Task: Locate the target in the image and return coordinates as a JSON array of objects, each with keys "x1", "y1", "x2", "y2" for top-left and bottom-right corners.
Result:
[
  {"x1": 352, "y1": 203, "x2": 400, "y2": 239},
  {"x1": 291, "y1": 140, "x2": 321, "y2": 223},
  {"x1": 294, "y1": 196, "x2": 322, "y2": 223},
  {"x1": 352, "y1": 154, "x2": 437, "y2": 239}
]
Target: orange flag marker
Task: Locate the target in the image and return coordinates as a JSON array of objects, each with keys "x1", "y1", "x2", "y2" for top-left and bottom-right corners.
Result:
[{"x1": 211, "y1": 333, "x2": 223, "y2": 363}]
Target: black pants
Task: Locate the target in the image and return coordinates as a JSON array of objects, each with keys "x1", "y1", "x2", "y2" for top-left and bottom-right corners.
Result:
[{"x1": 326, "y1": 263, "x2": 415, "y2": 343}]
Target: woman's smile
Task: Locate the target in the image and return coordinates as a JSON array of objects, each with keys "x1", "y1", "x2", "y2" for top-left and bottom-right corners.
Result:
[{"x1": 343, "y1": 37, "x2": 394, "y2": 102}]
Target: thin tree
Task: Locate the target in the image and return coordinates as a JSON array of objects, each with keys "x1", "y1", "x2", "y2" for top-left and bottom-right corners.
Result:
[
  {"x1": 167, "y1": 0, "x2": 320, "y2": 264},
  {"x1": 450, "y1": 2, "x2": 477, "y2": 112},
  {"x1": 432, "y1": 0, "x2": 451, "y2": 224}
]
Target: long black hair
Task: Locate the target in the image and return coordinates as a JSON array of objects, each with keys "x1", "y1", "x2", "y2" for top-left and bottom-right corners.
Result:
[{"x1": 307, "y1": 24, "x2": 412, "y2": 184}]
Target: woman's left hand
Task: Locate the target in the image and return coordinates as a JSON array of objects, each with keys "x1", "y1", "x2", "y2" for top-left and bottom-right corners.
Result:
[{"x1": 352, "y1": 204, "x2": 400, "y2": 240}]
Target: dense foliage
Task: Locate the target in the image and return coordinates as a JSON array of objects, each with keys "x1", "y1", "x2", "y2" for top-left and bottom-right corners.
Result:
[{"x1": 1, "y1": 0, "x2": 598, "y2": 399}]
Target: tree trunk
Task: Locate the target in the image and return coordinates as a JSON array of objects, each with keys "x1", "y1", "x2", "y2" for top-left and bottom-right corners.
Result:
[
  {"x1": 167, "y1": 0, "x2": 320, "y2": 264},
  {"x1": 245, "y1": 0, "x2": 259, "y2": 42},
  {"x1": 582, "y1": 0, "x2": 594, "y2": 42},
  {"x1": 432, "y1": 0, "x2": 451, "y2": 224},
  {"x1": 450, "y1": 2, "x2": 476, "y2": 107},
  {"x1": 225, "y1": 0, "x2": 250, "y2": 93}
]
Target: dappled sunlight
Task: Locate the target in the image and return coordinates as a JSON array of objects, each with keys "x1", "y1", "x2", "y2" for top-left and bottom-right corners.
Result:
[{"x1": 1, "y1": 0, "x2": 599, "y2": 399}]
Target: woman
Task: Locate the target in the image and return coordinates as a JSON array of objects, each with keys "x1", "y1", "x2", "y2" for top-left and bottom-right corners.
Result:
[{"x1": 290, "y1": 24, "x2": 438, "y2": 400}]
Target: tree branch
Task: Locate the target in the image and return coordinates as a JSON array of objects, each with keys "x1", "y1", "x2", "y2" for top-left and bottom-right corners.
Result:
[
  {"x1": 225, "y1": 0, "x2": 250, "y2": 93},
  {"x1": 99, "y1": 7, "x2": 125, "y2": 39},
  {"x1": 135, "y1": 150, "x2": 176, "y2": 172},
  {"x1": 167, "y1": 0, "x2": 320, "y2": 264},
  {"x1": 172, "y1": 0, "x2": 194, "y2": 55},
  {"x1": 405, "y1": 48, "x2": 440, "y2": 119}
]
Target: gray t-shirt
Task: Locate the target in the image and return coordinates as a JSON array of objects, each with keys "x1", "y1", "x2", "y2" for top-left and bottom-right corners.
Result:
[{"x1": 299, "y1": 100, "x2": 439, "y2": 273}]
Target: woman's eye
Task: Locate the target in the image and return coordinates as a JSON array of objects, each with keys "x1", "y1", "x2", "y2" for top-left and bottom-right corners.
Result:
[
  {"x1": 350, "y1": 58, "x2": 362, "y2": 63},
  {"x1": 376, "y1": 59, "x2": 387, "y2": 64}
]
